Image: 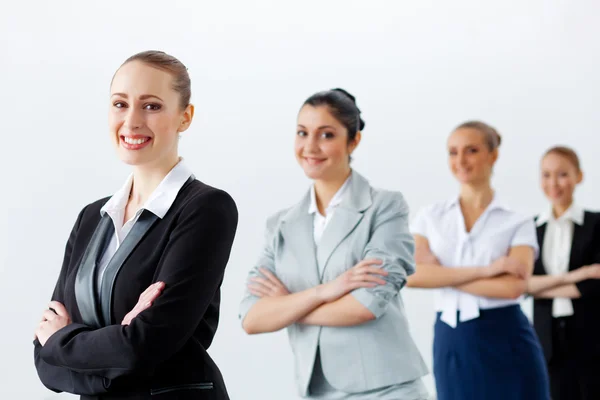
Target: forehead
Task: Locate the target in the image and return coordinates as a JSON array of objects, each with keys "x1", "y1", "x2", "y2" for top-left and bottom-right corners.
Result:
[
  {"x1": 297, "y1": 105, "x2": 343, "y2": 127},
  {"x1": 542, "y1": 153, "x2": 577, "y2": 169},
  {"x1": 111, "y1": 61, "x2": 175, "y2": 97},
  {"x1": 447, "y1": 128, "x2": 485, "y2": 147}
]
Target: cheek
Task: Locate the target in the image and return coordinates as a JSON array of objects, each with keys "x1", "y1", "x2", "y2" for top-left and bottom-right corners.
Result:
[
  {"x1": 149, "y1": 115, "x2": 179, "y2": 138},
  {"x1": 557, "y1": 178, "x2": 575, "y2": 193},
  {"x1": 322, "y1": 141, "x2": 348, "y2": 160}
]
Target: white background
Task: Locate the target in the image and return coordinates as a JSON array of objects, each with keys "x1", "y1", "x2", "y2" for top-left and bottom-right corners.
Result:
[{"x1": 1, "y1": 1, "x2": 599, "y2": 399}]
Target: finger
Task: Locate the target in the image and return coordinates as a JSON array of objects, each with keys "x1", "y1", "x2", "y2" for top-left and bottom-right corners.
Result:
[
  {"x1": 140, "y1": 286, "x2": 163, "y2": 306},
  {"x1": 357, "y1": 259, "x2": 383, "y2": 268},
  {"x1": 250, "y1": 277, "x2": 276, "y2": 291},
  {"x1": 352, "y1": 274, "x2": 387, "y2": 285},
  {"x1": 48, "y1": 302, "x2": 68, "y2": 318},
  {"x1": 138, "y1": 282, "x2": 159, "y2": 300},
  {"x1": 43, "y1": 310, "x2": 57, "y2": 321},
  {"x1": 259, "y1": 268, "x2": 283, "y2": 287},
  {"x1": 351, "y1": 281, "x2": 378, "y2": 290},
  {"x1": 121, "y1": 314, "x2": 132, "y2": 326},
  {"x1": 248, "y1": 288, "x2": 265, "y2": 298},
  {"x1": 248, "y1": 284, "x2": 270, "y2": 297},
  {"x1": 140, "y1": 282, "x2": 165, "y2": 302},
  {"x1": 360, "y1": 266, "x2": 389, "y2": 276}
]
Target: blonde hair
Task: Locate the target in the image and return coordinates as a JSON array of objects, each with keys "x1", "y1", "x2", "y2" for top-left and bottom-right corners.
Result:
[
  {"x1": 454, "y1": 120, "x2": 502, "y2": 151},
  {"x1": 543, "y1": 146, "x2": 581, "y2": 172},
  {"x1": 114, "y1": 50, "x2": 191, "y2": 110}
]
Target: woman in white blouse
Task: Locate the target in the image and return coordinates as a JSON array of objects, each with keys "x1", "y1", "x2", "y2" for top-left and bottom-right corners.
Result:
[
  {"x1": 407, "y1": 121, "x2": 550, "y2": 400},
  {"x1": 527, "y1": 146, "x2": 600, "y2": 400}
]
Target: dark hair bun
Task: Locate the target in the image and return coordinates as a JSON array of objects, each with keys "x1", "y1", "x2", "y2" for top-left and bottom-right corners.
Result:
[
  {"x1": 331, "y1": 88, "x2": 365, "y2": 131},
  {"x1": 332, "y1": 88, "x2": 357, "y2": 103}
]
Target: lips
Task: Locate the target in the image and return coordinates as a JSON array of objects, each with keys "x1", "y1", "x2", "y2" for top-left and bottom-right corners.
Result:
[
  {"x1": 120, "y1": 135, "x2": 152, "y2": 150},
  {"x1": 303, "y1": 157, "x2": 326, "y2": 166}
]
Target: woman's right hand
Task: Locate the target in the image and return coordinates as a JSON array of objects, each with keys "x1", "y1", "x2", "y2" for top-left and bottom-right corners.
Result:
[
  {"x1": 487, "y1": 256, "x2": 528, "y2": 279},
  {"x1": 315, "y1": 259, "x2": 387, "y2": 303},
  {"x1": 566, "y1": 264, "x2": 600, "y2": 283},
  {"x1": 121, "y1": 281, "x2": 165, "y2": 325}
]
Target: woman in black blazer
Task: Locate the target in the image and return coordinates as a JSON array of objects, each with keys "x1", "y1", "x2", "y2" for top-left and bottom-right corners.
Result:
[
  {"x1": 33, "y1": 50, "x2": 238, "y2": 399},
  {"x1": 527, "y1": 146, "x2": 600, "y2": 400}
]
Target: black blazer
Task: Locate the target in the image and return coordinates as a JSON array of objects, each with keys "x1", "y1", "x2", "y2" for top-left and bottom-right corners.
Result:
[
  {"x1": 33, "y1": 179, "x2": 238, "y2": 399},
  {"x1": 533, "y1": 211, "x2": 600, "y2": 364}
]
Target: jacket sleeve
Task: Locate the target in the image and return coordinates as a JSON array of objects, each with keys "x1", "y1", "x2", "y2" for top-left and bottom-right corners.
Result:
[
  {"x1": 33, "y1": 205, "x2": 111, "y2": 395},
  {"x1": 576, "y1": 213, "x2": 600, "y2": 297},
  {"x1": 34, "y1": 339, "x2": 109, "y2": 394},
  {"x1": 39, "y1": 190, "x2": 238, "y2": 380},
  {"x1": 238, "y1": 211, "x2": 282, "y2": 322},
  {"x1": 351, "y1": 192, "x2": 414, "y2": 318}
]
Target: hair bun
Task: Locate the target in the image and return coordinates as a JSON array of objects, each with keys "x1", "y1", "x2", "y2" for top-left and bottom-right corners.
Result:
[{"x1": 331, "y1": 88, "x2": 357, "y2": 103}]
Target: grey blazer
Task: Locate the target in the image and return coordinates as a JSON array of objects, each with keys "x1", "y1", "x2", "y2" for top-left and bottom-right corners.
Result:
[{"x1": 239, "y1": 171, "x2": 428, "y2": 396}]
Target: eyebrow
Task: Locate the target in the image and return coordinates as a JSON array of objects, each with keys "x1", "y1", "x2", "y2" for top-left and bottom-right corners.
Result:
[
  {"x1": 111, "y1": 93, "x2": 164, "y2": 102},
  {"x1": 297, "y1": 124, "x2": 337, "y2": 130}
]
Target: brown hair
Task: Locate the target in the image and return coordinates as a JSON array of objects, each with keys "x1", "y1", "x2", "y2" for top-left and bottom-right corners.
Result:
[
  {"x1": 543, "y1": 146, "x2": 581, "y2": 172},
  {"x1": 454, "y1": 120, "x2": 502, "y2": 151},
  {"x1": 116, "y1": 50, "x2": 191, "y2": 110}
]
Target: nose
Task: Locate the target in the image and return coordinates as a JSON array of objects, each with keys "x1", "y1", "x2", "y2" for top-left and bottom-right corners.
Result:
[
  {"x1": 305, "y1": 134, "x2": 320, "y2": 153},
  {"x1": 123, "y1": 108, "x2": 144, "y2": 130}
]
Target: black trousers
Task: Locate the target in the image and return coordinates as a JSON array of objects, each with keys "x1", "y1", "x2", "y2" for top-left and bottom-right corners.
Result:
[{"x1": 548, "y1": 316, "x2": 600, "y2": 400}]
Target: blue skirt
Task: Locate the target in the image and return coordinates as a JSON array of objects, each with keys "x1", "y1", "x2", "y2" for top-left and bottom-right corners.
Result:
[{"x1": 433, "y1": 305, "x2": 550, "y2": 400}]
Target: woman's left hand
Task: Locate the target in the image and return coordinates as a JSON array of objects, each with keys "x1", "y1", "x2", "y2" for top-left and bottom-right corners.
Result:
[
  {"x1": 35, "y1": 301, "x2": 71, "y2": 346},
  {"x1": 248, "y1": 268, "x2": 290, "y2": 298}
]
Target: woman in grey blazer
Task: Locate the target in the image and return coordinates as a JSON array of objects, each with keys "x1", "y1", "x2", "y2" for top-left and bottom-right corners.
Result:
[{"x1": 239, "y1": 89, "x2": 429, "y2": 399}]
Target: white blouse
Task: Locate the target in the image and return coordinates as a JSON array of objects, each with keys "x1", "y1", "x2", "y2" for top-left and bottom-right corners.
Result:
[
  {"x1": 96, "y1": 159, "x2": 193, "y2": 290},
  {"x1": 536, "y1": 204, "x2": 584, "y2": 318},
  {"x1": 308, "y1": 173, "x2": 352, "y2": 245},
  {"x1": 410, "y1": 195, "x2": 539, "y2": 328}
]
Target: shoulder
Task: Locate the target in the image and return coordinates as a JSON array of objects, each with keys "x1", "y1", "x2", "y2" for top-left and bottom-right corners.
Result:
[
  {"x1": 414, "y1": 199, "x2": 453, "y2": 220},
  {"x1": 174, "y1": 180, "x2": 238, "y2": 222},
  {"x1": 77, "y1": 196, "x2": 111, "y2": 225},
  {"x1": 584, "y1": 210, "x2": 600, "y2": 224},
  {"x1": 370, "y1": 189, "x2": 409, "y2": 215},
  {"x1": 498, "y1": 208, "x2": 536, "y2": 226}
]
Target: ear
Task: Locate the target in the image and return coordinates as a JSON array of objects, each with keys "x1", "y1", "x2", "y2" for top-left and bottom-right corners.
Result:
[
  {"x1": 348, "y1": 131, "x2": 362, "y2": 155},
  {"x1": 177, "y1": 104, "x2": 195, "y2": 133},
  {"x1": 576, "y1": 170, "x2": 584, "y2": 184},
  {"x1": 490, "y1": 148, "x2": 499, "y2": 164}
]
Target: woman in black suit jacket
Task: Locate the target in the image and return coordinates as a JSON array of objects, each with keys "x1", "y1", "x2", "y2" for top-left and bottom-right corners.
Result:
[
  {"x1": 33, "y1": 50, "x2": 238, "y2": 399},
  {"x1": 527, "y1": 146, "x2": 600, "y2": 400}
]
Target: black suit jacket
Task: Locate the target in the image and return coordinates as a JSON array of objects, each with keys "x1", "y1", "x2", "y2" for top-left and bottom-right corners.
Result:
[
  {"x1": 33, "y1": 179, "x2": 238, "y2": 399},
  {"x1": 533, "y1": 211, "x2": 600, "y2": 364}
]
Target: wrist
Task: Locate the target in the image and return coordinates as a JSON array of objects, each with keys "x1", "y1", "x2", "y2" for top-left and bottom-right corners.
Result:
[
  {"x1": 564, "y1": 271, "x2": 580, "y2": 284},
  {"x1": 481, "y1": 265, "x2": 497, "y2": 278},
  {"x1": 313, "y1": 284, "x2": 328, "y2": 304}
]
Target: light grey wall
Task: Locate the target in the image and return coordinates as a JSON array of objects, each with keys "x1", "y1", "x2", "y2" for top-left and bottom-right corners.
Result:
[{"x1": 1, "y1": 0, "x2": 599, "y2": 398}]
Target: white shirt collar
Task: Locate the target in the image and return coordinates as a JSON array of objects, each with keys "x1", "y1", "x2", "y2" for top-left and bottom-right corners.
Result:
[
  {"x1": 100, "y1": 158, "x2": 194, "y2": 219},
  {"x1": 536, "y1": 203, "x2": 584, "y2": 227},
  {"x1": 444, "y1": 192, "x2": 509, "y2": 213},
  {"x1": 308, "y1": 173, "x2": 352, "y2": 215}
]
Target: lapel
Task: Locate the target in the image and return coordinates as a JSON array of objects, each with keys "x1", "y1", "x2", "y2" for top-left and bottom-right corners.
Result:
[
  {"x1": 99, "y1": 210, "x2": 159, "y2": 325},
  {"x1": 74, "y1": 215, "x2": 114, "y2": 328},
  {"x1": 534, "y1": 222, "x2": 547, "y2": 275},
  {"x1": 315, "y1": 172, "x2": 372, "y2": 280},
  {"x1": 280, "y1": 192, "x2": 320, "y2": 289}
]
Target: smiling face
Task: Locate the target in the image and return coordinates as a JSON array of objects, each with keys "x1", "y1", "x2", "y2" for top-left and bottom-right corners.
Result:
[
  {"x1": 541, "y1": 151, "x2": 582, "y2": 209},
  {"x1": 295, "y1": 105, "x2": 360, "y2": 182},
  {"x1": 447, "y1": 127, "x2": 498, "y2": 185},
  {"x1": 108, "y1": 60, "x2": 193, "y2": 169}
]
